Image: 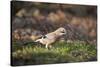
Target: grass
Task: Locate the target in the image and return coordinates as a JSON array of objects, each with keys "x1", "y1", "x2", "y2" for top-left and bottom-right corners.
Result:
[{"x1": 11, "y1": 41, "x2": 97, "y2": 66}]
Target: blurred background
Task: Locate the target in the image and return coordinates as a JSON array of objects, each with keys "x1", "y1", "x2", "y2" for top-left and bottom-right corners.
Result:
[{"x1": 11, "y1": 1, "x2": 97, "y2": 44}]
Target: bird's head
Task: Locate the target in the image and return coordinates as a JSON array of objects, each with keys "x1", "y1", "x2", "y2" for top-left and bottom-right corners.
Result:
[{"x1": 55, "y1": 27, "x2": 67, "y2": 36}]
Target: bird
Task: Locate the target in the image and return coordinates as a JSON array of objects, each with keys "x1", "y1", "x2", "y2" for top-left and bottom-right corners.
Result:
[{"x1": 35, "y1": 27, "x2": 67, "y2": 49}]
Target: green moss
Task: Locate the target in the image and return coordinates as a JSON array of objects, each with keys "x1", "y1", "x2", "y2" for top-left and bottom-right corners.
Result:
[{"x1": 12, "y1": 41, "x2": 97, "y2": 65}]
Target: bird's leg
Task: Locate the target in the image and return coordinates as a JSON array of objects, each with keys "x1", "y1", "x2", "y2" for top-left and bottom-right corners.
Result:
[
  {"x1": 45, "y1": 44, "x2": 49, "y2": 49},
  {"x1": 49, "y1": 45, "x2": 52, "y2": 48}
]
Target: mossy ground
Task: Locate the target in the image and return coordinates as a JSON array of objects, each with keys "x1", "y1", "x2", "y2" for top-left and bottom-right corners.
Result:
[{"x1": 11, "y1": 41, "x2": 97, "y2": 66}]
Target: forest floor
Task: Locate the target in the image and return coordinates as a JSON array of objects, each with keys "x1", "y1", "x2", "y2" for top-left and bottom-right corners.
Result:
[{"x1": 11, "y1": 41, "x2": 97, "y2": 66}]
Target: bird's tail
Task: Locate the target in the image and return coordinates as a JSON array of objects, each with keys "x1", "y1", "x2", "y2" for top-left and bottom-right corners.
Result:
[{"x1": 23, "y1": 41, "x2": 39, "y2": 46}]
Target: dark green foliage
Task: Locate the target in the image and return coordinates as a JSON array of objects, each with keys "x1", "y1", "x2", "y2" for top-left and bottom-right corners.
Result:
[{"x1": 11, "y1": 41, "x2": 97, "y2": 66}]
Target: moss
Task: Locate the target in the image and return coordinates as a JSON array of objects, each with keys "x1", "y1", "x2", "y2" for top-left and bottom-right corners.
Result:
[{"x1": 11, "y1": 41, "x2": 97, "y2": 65}]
